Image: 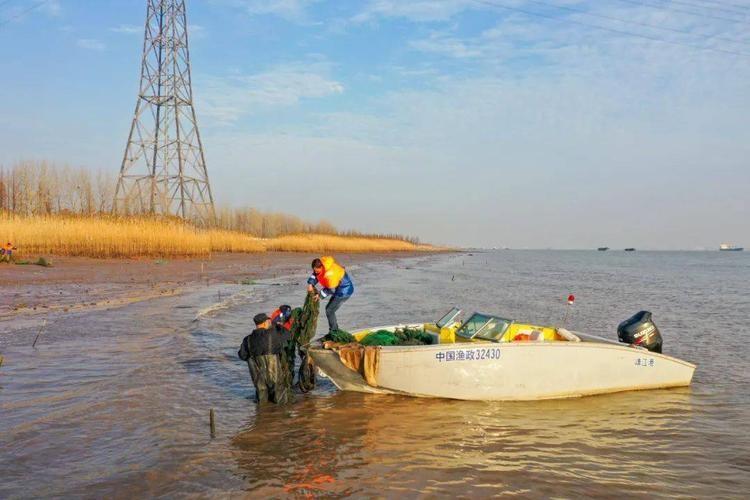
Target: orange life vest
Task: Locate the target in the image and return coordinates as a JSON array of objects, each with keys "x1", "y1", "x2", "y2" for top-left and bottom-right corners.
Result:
[
  {"x1": 315, "y1": 256, "x2": 346, "y2": 290},
  {"x1": 270, "y1": 308, "x2": 293, "y2": 331}
]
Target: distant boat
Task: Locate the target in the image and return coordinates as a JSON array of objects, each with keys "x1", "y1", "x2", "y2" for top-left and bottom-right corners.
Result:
[
  {"x1": 597, "y1": 247, "x2": 609, "y2": 251},
  {"x1": 624, "y1": 248, "x2": 636, "y2": 252},
  {"x1": 719, "y1": 243, "x2": 743, "y2": 252}
]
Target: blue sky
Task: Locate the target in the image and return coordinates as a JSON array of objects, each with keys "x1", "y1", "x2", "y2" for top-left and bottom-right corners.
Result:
[{"x1": 1, "y1": 0, "x2": 748, "y2": 248}]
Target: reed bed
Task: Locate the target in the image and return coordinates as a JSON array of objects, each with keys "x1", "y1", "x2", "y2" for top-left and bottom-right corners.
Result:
[
  {"x1": 0, "y1": 214, "x2": 432, "y2": 258},
  {"x1": 0, "y1": 214, "x2": 263, "y2": 258},
  {"x1": 264, "y1": 234, "x2": 432, "y2": 253}
]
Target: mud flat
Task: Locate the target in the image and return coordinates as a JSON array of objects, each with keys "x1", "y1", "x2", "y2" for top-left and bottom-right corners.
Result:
[{"x1": 0, "y1": 251, "x2": 427, "y2": 322}]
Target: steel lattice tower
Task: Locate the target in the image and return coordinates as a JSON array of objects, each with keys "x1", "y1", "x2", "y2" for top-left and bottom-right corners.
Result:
[{"x1": 114, "y1": 0, "x2": 214, "y2": 224}]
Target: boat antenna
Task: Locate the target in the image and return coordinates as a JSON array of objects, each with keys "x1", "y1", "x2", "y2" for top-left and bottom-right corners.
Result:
[{"x1": 561, "y1": 294, "x2": 575, "y2": 328}]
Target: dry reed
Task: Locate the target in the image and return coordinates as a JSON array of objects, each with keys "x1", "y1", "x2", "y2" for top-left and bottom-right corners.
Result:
[
  {"x1": 1, "y1": 214, "x2": 263, "y2": 258},
  {"x1": 0, "y1": 214, "x2": 432, "y2": 258},
  {"x1": 264, "y1": 234, "x2": 432, "y2": 253}
]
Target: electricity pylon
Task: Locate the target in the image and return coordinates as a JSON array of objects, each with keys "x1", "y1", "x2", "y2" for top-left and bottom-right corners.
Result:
[{"x1": 114, "y1": 0, "x2": 215, "y2": 224}]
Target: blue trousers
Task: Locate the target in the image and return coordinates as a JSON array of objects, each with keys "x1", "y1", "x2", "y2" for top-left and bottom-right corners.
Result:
[{"x1": 325, "y1": 295, "x2": 350, "y2": 332}]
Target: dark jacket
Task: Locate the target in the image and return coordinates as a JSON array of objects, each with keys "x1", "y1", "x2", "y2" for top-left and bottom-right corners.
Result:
[{"x1": 238, "y1": 324, "x2": 291, "y2": 361}]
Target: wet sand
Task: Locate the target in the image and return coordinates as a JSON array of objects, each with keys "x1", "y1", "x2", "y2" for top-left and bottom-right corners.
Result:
[{"x1": 0, "y1": 252, "x2": 425, "y2": 321}]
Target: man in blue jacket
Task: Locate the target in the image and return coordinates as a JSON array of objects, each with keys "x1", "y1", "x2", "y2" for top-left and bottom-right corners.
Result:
[{"x1": 306, "y1": 256, "x2": 354, "y2": 333}]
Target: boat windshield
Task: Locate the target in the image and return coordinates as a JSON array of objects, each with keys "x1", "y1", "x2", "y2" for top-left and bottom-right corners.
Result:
[
  {"x1": 436, "y1": 307, "x2": 462, "y2": 328},
  {"x1": 456, "y1": 313, "x2": 512, "y2": 341},
  {"x1": 475, "y1": 317, "x2": 512, "y2": 341}
]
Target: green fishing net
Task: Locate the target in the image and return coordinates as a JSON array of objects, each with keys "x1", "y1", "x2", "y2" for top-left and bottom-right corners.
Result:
[
  {"x1": 322, "y1": 329, "x2": 355, "y2": 343},
  {"x1": 358, "y1": 327, "x2": 433, "y2": 346},
  {"x1": 289, "y1": 291, "x2": 320, "y2": 393},
  {"x1": 290, "y1": 292, "x2": 320, "y2": 346},
  {"x1": 359, "y1": 330, "x2": 400, "y2": 346}
]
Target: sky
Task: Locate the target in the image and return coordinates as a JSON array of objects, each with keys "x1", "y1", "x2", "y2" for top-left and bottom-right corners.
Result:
[{"x1": 0, "y1": 0, "x2": 748, "y2": 249}]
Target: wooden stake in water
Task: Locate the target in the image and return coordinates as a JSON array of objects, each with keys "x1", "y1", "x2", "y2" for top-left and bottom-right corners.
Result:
[
  {"x1": 209, "y1": 408, "x2": 216, "y2": 438},
  {"x1": 0, "y1": 355, "x2": 4, "y2": 368},
  {"x1": 32, "y1": 319, "x2": 47, "y2": 348}
]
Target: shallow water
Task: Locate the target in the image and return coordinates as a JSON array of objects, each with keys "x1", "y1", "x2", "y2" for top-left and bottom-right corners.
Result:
[{"x1": 1, "y1": 251, "x2": 748, "y2": 497}]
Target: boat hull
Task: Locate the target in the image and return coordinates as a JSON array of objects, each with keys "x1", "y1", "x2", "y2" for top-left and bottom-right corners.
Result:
[{"x1": 311, "y1": 339, "x2": 695, "y2": 401}]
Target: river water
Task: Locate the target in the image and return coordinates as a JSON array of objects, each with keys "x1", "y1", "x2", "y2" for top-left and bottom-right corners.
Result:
[{"x1": 1, "y1": 251, "x2": 748, "y2": 497}]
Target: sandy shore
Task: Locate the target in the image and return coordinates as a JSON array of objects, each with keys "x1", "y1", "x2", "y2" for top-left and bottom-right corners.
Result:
[{"x1": 0, "y1": 252, "x2": 427, "y2": 319}]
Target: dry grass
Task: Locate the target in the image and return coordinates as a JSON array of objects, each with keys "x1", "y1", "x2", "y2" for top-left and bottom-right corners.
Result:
[
  {"x1": 0, "y1": 214, "x2": 263, "y2": 258},
  {"x1": 264, "y1": 234, "x2": 433, "y2": 253},
  {"x1": 0, "y1": 214, "x2": 434, "y2": 258}
]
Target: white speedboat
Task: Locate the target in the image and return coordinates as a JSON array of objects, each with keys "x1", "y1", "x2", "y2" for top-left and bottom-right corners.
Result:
[
  {"x1": 719, "y1": 243, "x2": 743, "y2": 251},
  {"x1": 310, "y1": 308, "x2": 696, "y2": 401}
]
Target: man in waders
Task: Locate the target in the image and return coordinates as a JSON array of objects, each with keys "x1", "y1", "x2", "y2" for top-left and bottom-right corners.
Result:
[
  {"x1": 238, "y1": 313, "x2": 292, "y2": 404},
  {"x1": 307, "y1": 256, "x2": 354, "y2": 333}
]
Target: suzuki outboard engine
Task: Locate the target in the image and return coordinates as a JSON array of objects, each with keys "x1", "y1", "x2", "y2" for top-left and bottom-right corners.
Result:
[{"x1": 617, "y1": 311, "x2": 662, "y2": 353}]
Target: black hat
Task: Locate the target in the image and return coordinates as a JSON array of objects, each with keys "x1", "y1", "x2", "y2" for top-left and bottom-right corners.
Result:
[{"x1": 253, "y1": 313, "x2": 270, "y2": 325}]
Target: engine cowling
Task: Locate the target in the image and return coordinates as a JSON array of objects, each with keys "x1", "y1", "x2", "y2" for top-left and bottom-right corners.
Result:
[{"x1": 617, "y1": 310, "x2": 662, "y2": 353}]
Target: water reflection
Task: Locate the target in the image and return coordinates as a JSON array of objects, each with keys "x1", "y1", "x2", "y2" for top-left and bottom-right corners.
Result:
[{"x1": 230, "y1": 388, "x2": 695, "y2": 496}]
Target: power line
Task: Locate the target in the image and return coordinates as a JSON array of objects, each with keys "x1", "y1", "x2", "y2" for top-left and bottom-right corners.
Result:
[
  {"x1": 467, "y1": 0, "x2": 750, "y2": 57},
  {"x1": 0, "y1": 0, "x2": 18, "y2": 10},
  {"x1": 526, "y1": 0, "x2": 750, "y2": 47},
  {"x1": 0, "y1": 0, "x2": 52, "y2": 28},
  {"x1": 613, "y1": 0, "x2": 747, "y2": 24},
  {"x1": 707, "y1": 0, "x2": 750, "y2": 10},
  {"x1": 665, "y1": 0, "x2": 750, "y2": 16}
]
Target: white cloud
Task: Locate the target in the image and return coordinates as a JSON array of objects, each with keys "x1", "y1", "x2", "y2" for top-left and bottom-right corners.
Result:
[
  {"x1": 210, "y1": 5, "x2": 750, "y2": 247},
  {"x1": 352, "y1": 0, "x2": 474, "y2": 23},
  {"x1": 409, "y1": 32, "x2": 484, "y2": 58},
  {"x1": 188, "y1": 24, "x2": 207, "y2": 39},
  {"x1": 76, "y1": 38, "x2": 106, "y2": 51},
  {"x1": 218, "y1": 0, "x2": 320, "y2": 23},
  {"x1": 110, "y1": 23, "x2": 206, "y2": 39},
  {"x1": 198, "y1": 62, "x2": 344, "y2": 124},
  {"x1": 110, "y1": 24, "x2": 142, "y2": 35},
  {"x1": 40, "y1": 0, "x2": 62, "y2": 17}
]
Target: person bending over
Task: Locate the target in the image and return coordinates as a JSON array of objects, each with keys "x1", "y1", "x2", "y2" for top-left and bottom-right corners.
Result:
[
  {"x1": 270, "y1": 304, "x2": 294, "y2": 332},
  {"x1": 238, "y1": 313, "x2": 292, "y2": 404},
  {"x1": 307, "y1": 256, "x2": 354, "y2": 333},
  {"x1": 270, "y1": 304, "x2": 296, "y2": 388}
]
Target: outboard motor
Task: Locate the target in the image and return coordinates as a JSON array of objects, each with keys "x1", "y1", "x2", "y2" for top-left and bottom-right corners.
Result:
[{"x1": 617, "y1": 311, "x2": 662, "y2": 353}]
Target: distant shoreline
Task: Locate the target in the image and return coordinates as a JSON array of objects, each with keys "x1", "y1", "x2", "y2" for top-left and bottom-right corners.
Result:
[{"x1": 462, "y1": 248, "x2": 744, "y2": 252}]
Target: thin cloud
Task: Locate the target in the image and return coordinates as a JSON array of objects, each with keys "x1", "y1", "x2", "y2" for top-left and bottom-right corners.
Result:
[
  {"x1": 409, "y1": 32, "x2": 484, "y2": 58},
  {"x1": 76, "y1": 38, "x2": 106, "y2": 51},
  {"x1": 110, "y1": 23, "x2": 206, "y2": 39},
  {"x1": 40, "y1": 0, "x2": 62, "y2": 17},
  {"x1": 188, "y1": 24, "x2": 207, "y2": 39},
  {"x1": 198, "y1": 62, "x2": 344, "y2": 124},
  {"x1": 110, "y1": 24, "x2": 142, "y2": 35},
  {"x1": 217, "y1": 0, "x2": 321, "y2": 23},
  {"x1": 352, "y1": 0, "x2": 474, "y2": 23}
]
